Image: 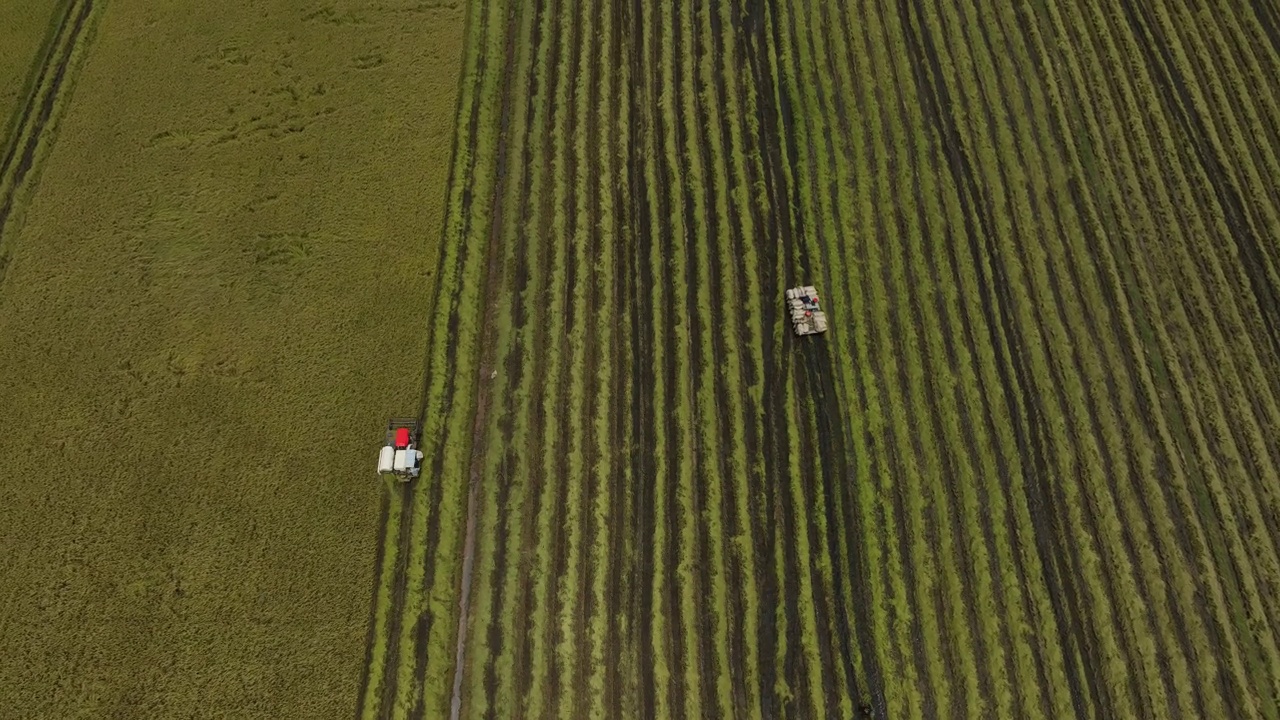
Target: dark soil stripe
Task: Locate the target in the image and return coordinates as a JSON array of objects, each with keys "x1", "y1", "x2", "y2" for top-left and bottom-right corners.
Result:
[
  {"x1": 604, "y1": 7, "x2": 632, "y2": 707},
  {"x1": 354, "y1": 491, "x2": 394, "y2": 718},
  {"x1": 760, "y1": 0, "x2": 823, "y2": 709},
  {"x1": 1146, "y1": 0, "x2": 1280, "y2": 568},
  {"x1": 542, "y1": 0, "x2": 585, "y2": 706},
  {"x1": 623, "y1": 0, "x2": 659, "y2": 715},
  {"x1": 784, "y1": 0, "x2": 921, "y2": 713},
  {"x1": 1012, "y1": 5, "x2": 1240, "y2": 716},
  {"x1": 511, "y1": 0, "x2": 563, "y2": 707},
  {"x1": 736, "y1": 0, "x2": 788, "y2": 712},
  {"x1": 704, "y1": 0, "x2": 761, "y2": 713},
  {"x1": 478, "y1": 0, "x2": 550, "y2": 713},
  {"x1": 779, "y1": 0, "x2": 871, "y2": 713},
  {"x1": 386, "y1": 0, "x2": 501, "y2": 711},
  {"x1": 453, "y1": 0, "x2": 544, "y2": 714},
  {"x1": 569, "y1": 0, "x2": 605, "y2": 707}
]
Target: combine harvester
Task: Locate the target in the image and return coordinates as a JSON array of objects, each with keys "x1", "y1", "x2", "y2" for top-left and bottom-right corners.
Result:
[
  {"x1": 786, "y1": 285, "x2": 828, "y2": 336},
  {"x1": 377, "y1": 418, "x2": 423, "y2": 481}
]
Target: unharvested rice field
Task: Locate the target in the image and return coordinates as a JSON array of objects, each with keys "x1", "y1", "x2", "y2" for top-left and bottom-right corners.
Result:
[
  {"x1": 0, "y1": 0, "x2": 463, "y2": 716},
  {"x1": 358, "y1": 0, "x2": 1280, "y2": 718}
]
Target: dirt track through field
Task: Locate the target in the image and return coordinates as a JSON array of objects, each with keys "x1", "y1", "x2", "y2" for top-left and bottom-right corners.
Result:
[
  {"x1": 0, "y1": 0, "x2": 95, "y2": 259},
  {"x1": 356, "y1": 0, "x2": 1280, "y2": 717}
]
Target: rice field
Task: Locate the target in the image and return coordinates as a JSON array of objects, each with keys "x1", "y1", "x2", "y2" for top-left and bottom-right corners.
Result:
[
  {"x1": 0, "y1": 1, "x2": 463, "y2": 716},
  {"x1": 358, "y1": 0, "x2": 1280, "y2": 718},
  {"x1": 3, "y1": 0, "x2": 1279, "y2": 716}
]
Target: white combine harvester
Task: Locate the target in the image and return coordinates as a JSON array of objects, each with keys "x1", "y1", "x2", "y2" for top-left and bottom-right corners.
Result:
[
  {"x1": 377, "y1": 418, "x2": 423, "y2": 481},
  {"x1": 786, "y1": 285, "x2": 828, "y2": 336}
]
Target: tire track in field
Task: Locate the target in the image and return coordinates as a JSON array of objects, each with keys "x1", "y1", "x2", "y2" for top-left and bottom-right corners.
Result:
[
  {"x1": 603, "y1": 12, "x2": 631, "y2": 706},
  {"x1": 1023, "y1": 5, "x2": 1245, "y2": 714},
  {"x1": 1176, "y1": 0, "x2": 1280, "y2": 577},
  {"x1": 589, "y1": 0, "x2": 628, "y2": 714},
  {"x1": 416, "y1": 1, "x2": 517, "y2": 711},
  {"x1": 1117, "y1": 6, "x2": 1280, "y2": 707},
  {"x1": 1248, "y1": 0, "x2": 1280, "y2": 57},
  {"x1": 1061, "y1": 0, "x2": 1280, "y2": 710},
  {"x1": 526, "y1": 0, "x2": 580, "y2": 708},
  {"x1": 416, "y1": 0, "x2": 517, "y2": 712},
  {"x1": 840, "y1": 1, "x2": 935, "y2": 713},
  {"x1": 1190, "y1": 5, "x2": 1280, "y2": 238},
  {"x1": 894, "y1": 4, "x2": 1040, "y2": 712},
  {"x1": 694, "y1": 1, "x2": 757, "y2": 712},
  {"x1": 509, "y1": 0, "x2": 562, "y2": 708},
  {"x1": 0, "y1": 0, "x2": 94, "y2": 272},
  {"x1": 936, "y1": 2, "x2": 1085, "y2": 712},
  {"x1": 622, "y1": 1, "x2": 659, "y2": 716},
  {"x1": 875, "y1": 3, "x2": 1006, "y2": 713},
  {"x1": 358, "y1": 1, "x2": 491, "y2": 710},
  {"x1": 820, "y1": 4, "x2": 939, "y2": 714},
  {"x1": 829, "y1": 3, "x2": 938, "y2": 715},
  {"x1": 565, "y1": 0, "x2": 605, "y2": 705},
  {"x1": 649, "y1": 2, "x2": 689, "y2": 713},
  {"x1": 368, "y1": 0, "x2": 509, "y2": 712},
  {"x1": 696, "y1": 0, "x2": 762, "y2": 707},
  {"x1": 893, "y1": 1, "x2": 1103, "y2": 716},
  {"x1": 665, "y1": 2, "x2": 714, "y2": 715},
  {"x1": 832, "y1": 3, "x2": 1013, "y2": 715},
  {"x1": 671, "y1": 1, "x2": 718, "y2": 712},
  {"x1": 1132, "y1": 0, "x2": 1280, "y2": 575},
  {"x1": 857, "y1": 0, "x2": 958, "y2": 713},
  {"x1": 737, "y1": 1, "x2": 788, "y2": 712},
  {"x1": 736, "y1": 0, "x2": 852, "y2": 713},
  {"x1": 903, "y1": 44, "x2": 1059, "y2": 707},
  {"x1": 706, "y1": 1, "x2": 765, "y2": 713}
]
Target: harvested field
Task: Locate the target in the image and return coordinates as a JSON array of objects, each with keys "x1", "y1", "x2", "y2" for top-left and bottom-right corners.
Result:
[{"x1": 360, "y1": 0, "x2": 1280, "y2": 718}]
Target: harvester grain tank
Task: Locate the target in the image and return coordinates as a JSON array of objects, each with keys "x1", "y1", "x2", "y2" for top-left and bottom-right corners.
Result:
[
  {"x1": 378, "y1": 418, "x2": 423, "y2": 481},
  {"x1": 786, "y1": 285, "x2": 828, "y2": 336}
]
